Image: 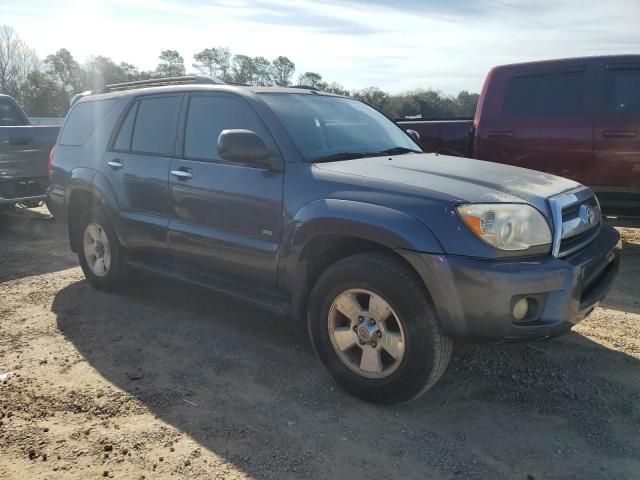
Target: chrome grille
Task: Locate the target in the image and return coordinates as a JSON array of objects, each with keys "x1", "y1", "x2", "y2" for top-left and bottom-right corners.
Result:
[{"x1": 549, "y1": 188, "x2": 601, "y2": 258}]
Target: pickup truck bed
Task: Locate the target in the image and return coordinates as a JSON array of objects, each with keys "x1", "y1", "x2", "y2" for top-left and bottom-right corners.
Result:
[
  {"x1": 0, "y1": 95, "x2": 60, "y2": 206},
  {"x1": 397, "y1": 119, "x2": 473, "y2": 158}
]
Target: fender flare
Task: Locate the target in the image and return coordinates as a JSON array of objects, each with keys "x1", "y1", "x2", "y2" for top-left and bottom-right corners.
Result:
[
  {"x1": 282, "y1": 199, "x2": 444, "y2": 319},
  {"x1": 64, "y1": 168, "x2": 121, "y2": 251},
  {"x1": 286, "y1": 198, "x2": 444, "y2": 256}
]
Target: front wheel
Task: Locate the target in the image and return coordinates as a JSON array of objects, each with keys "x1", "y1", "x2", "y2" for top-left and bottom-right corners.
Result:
[{"x1": 307, "y1": 253, "x2": 452, "y2": 405}]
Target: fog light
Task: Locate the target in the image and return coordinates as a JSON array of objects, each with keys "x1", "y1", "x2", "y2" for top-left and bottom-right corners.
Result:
[{"x1": 512, "y1": 298, "x2": 529, "y2": 321}]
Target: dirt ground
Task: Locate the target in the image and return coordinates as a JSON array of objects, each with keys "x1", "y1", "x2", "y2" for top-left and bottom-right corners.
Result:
[{"x1": 0, "y1": 206, "x2": 638, "y2": 480}]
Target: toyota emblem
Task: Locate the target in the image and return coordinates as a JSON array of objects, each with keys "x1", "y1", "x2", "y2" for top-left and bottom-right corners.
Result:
[{"x1": 580, "y1": 204, "x2": 598, "y2": 226}]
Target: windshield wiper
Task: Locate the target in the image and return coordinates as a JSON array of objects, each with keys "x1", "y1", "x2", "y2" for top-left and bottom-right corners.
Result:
[
  {"x1": 374, "y1": 146, "x2": 422, "y2": 156},
  {"x1": 312, "y1": 147, "x2": 421, "y2": 163},
  {"x1": 312, "y1": 152, "x2": 373, "y2": 163}
]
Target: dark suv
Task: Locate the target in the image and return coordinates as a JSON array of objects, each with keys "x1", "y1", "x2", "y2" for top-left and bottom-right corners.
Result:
[{"x1": 48, "y1": 76, "x2": 621, "y2": 404}]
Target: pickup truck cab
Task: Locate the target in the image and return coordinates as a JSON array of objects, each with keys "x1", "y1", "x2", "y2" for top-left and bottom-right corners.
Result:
[
  {"x1": 399, "y1": 55, "x2": 640, "y2": 217},
  {"x1": 48, "y1": 76, "x2": 621, "y2": 404},
  {"x1": 0, "y1": 94, "x2": 59, "y2": 208}
]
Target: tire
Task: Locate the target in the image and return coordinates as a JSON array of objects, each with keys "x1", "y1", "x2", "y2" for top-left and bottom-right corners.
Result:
[
  {"x1": 307, "y1": 252, "x2": 453, "y2": 405},
  {"x1": 77, "y1": 207, "x2": 128, "y2": 291}
]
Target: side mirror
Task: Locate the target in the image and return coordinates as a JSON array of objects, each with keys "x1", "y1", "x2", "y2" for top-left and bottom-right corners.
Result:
[
  {"x1": 218, "y1": 129, "x2": 280, "y2": 170},
  {"x1": 406, "y1": 129, "x2": 420, "y2": 144}
]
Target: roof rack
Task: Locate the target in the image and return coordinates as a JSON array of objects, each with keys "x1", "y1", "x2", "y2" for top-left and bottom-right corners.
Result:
[
  {"x1": 103, "y1": 75, "x2": 225, "y2": 92},
  {"x1": 290, "y1": 85, "x2": 321, "y2": 91}
]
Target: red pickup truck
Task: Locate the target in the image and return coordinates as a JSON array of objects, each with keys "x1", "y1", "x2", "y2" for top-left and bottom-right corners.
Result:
[{"x1": 398, "y1": 55, "x2": 640, "y2": 216}]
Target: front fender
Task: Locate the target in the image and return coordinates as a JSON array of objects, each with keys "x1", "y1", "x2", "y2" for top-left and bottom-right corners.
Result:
[
  {"x1": 286, "y1": 198, "x2": 444, "y2": 255},
  {"x1": 280, "y1": 199, "x2": 444, "y2": 318}
]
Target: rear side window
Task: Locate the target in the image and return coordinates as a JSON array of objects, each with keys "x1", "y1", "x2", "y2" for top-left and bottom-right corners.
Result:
[
  {"x1": 184, "y1": 95, "x2": 270, "y2": 162},
  {"x1": 605, "y1": 67, "x2": 640, "y2": 114},
  {"x1": 131, "y1": 96, "x2": 180, "y2": 155},
  {"x1": 59, "y1": 99, "x2": 118, "y2": 145},
  {"x1": 503, "y1": 71, "x2": 585, "y2": 116},
  {"x1": 0, "y1": 97, "x2": 26, "y2": 126}
]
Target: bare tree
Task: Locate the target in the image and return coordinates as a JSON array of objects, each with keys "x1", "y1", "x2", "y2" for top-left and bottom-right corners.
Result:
[{"x1": 0, "y1": 25, "x2": 38, "y2": 97}]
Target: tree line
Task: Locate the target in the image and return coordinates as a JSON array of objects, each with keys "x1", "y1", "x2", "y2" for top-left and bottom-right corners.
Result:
[{"x1": 0, "y1": 25, "x2": 479, "y2": 119}]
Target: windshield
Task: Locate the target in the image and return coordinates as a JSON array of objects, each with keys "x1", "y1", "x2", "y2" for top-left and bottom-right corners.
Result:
[{"x1": 259, "y1": 93, "x2": 421, "y2": 162}]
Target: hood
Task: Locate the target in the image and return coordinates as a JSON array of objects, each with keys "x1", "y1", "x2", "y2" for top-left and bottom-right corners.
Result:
[{"x1": 314, "y1": 153, "x2": 580, "y2": 215}]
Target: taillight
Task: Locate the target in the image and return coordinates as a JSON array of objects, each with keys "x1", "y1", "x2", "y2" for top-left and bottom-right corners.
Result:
[{"x1": 48, "y1": 144, "x2": 56, "y2": 180}]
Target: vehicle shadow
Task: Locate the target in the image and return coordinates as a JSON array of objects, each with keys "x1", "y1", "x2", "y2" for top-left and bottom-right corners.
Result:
[
  {"x1": 53, "y1": 273, "x2": 640, "y2": 479},
  {"x1": 0, "y1": 205, "x2": 77, "y2": 283}
]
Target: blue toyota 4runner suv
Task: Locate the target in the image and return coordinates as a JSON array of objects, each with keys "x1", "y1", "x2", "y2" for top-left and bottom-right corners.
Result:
[{"x1": 48, "y1": 76, "x2": 621, "y2": 404}]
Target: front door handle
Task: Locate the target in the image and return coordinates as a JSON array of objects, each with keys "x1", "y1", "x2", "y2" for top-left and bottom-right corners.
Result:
[
  {"x1": 170, "y1": 169, "x2": 193, "y2": 180},
  {"x1": 603, "y1": 130, "x2": 638, "y2": 138},
  {"x1": 107, "y1": 159, "x2": 123, "y2": 169},
  {"x1": 488, "y1": 130, "x2": 515, "y2": 138}
]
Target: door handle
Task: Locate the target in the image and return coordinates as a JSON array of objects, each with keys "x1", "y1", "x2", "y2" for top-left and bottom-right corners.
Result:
[
  {"x1": 603, "y1": 130, "x2": 638, "y2": 138},
  {"x1": 170, "y1": 169, "x2": 193, "y2": 180},
  {"x1": 107, "y1": 159, "x2": 123, "y2": 169},
  {"x1": 488, "y1": 130, "x2": 515, "y2": 138}
]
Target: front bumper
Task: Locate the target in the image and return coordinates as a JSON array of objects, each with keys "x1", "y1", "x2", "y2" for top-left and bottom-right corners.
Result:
[{"x1": 402, "y1": 225, "x2": 621, "y2": 340}]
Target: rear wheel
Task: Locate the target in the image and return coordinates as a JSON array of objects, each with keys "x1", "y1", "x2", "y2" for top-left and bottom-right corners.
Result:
[
  {"x1": 77, "y1": 208, "x2": 128, "y2": 290},
  {"x1": 308, "y1": 253, "x2": 452, "y2": 404}
]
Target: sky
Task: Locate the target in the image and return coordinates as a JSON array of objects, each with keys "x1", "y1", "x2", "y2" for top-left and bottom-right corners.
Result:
[{"x1": 0, "y1": 0, "x2": 638, "y2": 94}]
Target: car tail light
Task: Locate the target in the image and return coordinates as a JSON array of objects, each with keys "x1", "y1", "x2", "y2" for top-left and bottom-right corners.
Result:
[{"x1": 48, "y1": 144, "x2": 56, "y2": 180}]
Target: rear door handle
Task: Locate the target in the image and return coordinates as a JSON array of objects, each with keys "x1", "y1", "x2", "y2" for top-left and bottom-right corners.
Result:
[
  {"x1": 107, "y1": 159, "x2": 123, "y2": 169},
  {"x1": 488, "y1": 130, "x2": 515, "y2": 138},
  {"x1": 170, "y1": 169, "x2": 193, "y2": 180},
  {"x1": 603, "y1": 130, "x2": 638, "y2": 138}
]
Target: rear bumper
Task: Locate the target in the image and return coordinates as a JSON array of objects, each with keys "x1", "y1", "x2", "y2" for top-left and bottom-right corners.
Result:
[
  {"x1": 0, "y1": 194, "x2": 46, "y2": 205},
  {"x1": 0, "y1": 177, "x2": 48, "y2": 205},
  {"x1": 401, "y1": 225, "x2": 621, "y2": 340}
]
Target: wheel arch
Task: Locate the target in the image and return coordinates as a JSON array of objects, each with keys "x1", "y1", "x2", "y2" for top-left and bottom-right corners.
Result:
[
  {"x1": 65, "y1": 168, "x2": 121, "y2": 252},
  {"x1": 284, "y1": 199, "x2": 444, "y2": 321}
]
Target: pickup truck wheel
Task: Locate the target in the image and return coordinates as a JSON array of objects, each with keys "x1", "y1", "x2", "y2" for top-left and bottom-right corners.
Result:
[
  {"x1": 77, "y1": 208, "x2": 127, "y2": 290},
  {"x1": 308, "y1": 253, "x2": 452, "y2": 405}
]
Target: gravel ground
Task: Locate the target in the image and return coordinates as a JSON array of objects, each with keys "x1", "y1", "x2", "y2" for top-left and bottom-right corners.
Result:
[{"x1": 0, "y1": 206, "x2": 639, "y2": 480}]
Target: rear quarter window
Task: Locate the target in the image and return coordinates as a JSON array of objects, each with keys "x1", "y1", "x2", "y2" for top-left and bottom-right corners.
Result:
[
  {"x1": 59, "y1": 99, "x2": 118, "y2": 146},
  {"x1": 503, "y1": 70, "x2": 585, "y2": 116}
]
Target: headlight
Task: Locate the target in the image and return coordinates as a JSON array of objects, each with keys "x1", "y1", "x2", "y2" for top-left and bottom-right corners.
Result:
[{"x1": 456, "y1": 203, "x2": 552, "y2": 251}]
